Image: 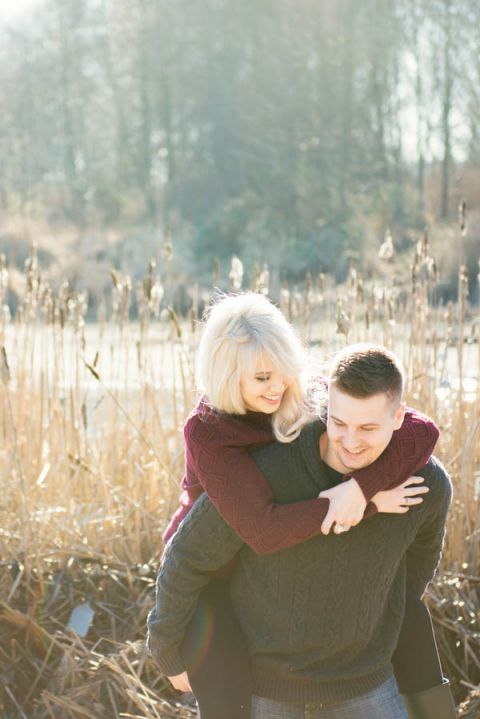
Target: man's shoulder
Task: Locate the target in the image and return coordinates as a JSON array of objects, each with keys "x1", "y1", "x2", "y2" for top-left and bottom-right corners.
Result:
[
  {"x1": 417, "y1": 455, "x2": 452, "y2": 502},
  {"x1": 252, "y1": 419, "x2": 325, "y2": 462},
  {"x1": 249, "y1": 420, "x2": 327, "y2": 500},
  {"x1": 250, "y1": 433, "x2": 295, "y2": 472},
  {"x1": 164, "y1": 490, "x2": 240, "y2": 555}
]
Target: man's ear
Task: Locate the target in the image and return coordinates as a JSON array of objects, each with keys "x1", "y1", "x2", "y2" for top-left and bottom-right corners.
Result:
[{"x1": 393, "y1": 401, "x2": 406, "y2": 430}]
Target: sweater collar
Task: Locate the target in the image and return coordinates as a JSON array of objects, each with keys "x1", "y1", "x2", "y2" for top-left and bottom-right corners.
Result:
[{"x1": 299, "y1": 420, "x2": 344, "y2": 483}]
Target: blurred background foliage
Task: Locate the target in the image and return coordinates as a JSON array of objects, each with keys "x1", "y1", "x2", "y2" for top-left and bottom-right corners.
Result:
[{"x1": 0, "y1": 0, "x2": 479, "y2": 308}]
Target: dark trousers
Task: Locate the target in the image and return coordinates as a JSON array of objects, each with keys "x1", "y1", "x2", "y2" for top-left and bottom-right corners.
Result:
[
  {"x1": 181, "y1": 582, "x2": 443, "y2": 719},
  {"x1": 181, "y1": 579, "x2": 252, "y2": 719},
  {"x1": 392, "y1": 589, "x2": 443, "y2": 693}
]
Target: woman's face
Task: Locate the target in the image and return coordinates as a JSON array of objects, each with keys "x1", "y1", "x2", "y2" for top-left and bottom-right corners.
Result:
[{"x1": 240, "y1": 357, "x2": 291, "y2": 414}]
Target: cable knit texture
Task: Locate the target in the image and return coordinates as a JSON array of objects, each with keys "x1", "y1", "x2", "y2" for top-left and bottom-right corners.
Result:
[
  {"x1": 148, "y1": 420, "x2": 451, "y2": 703},
  {"x1": 163, "y1": 396, "x2": 439, "y2": 555}
]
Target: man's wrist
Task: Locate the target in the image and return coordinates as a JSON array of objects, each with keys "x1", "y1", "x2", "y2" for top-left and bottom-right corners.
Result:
[{"x1": 148, "y1": 645, "x2": 186, "y2": 678}]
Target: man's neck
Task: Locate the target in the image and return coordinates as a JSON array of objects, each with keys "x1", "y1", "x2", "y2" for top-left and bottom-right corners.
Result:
[{"x1": 319, "y1": 433, "x2": 349, "y2": 474}]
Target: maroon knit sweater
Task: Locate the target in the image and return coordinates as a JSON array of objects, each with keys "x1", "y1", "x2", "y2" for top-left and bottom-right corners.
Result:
[{"x1": 163, "y1": 397, "x2": 439, "y2": 555}]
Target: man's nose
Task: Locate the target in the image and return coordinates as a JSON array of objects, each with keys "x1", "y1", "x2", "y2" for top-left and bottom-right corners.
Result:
[{"x1": 342, "y1": 431, "x2": 360, "y2": 449}]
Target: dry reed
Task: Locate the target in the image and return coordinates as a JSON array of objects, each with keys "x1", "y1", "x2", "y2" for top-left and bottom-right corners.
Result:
[{"x1": 0, "y1": 235, "x2": 479, "y2": 716}]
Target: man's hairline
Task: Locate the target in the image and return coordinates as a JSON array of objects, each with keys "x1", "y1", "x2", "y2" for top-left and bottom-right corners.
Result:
[{"x1": 328, "y1": 381, "x2": 404, "y2": 412}]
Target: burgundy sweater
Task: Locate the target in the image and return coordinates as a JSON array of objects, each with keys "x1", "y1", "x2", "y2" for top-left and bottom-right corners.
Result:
[{"x1": 163, "y1": 397, "x2": 439, "y2": 555}]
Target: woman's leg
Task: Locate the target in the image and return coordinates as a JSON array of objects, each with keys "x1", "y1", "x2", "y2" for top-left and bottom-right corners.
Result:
[
  {"x1": 393, "y1": 591, "x2": 456, "y2": 718},
  {"x1": 392, "y1": 590, "x2": 443, "y2": 693},
  {"x1": 181, "y1": 578, "x2": 252, "y2": 719}
]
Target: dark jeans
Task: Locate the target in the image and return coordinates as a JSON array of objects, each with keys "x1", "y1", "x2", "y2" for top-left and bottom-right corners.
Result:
[{"x1": 181, "y1": 582, "x2": 443, "y2": 719}]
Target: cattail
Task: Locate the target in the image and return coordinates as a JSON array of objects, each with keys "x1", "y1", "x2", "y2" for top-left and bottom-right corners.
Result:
[
  {"x1": 458, "y1": 199, "x2": 467, "y2": 236},
  {"x1": 259, "y1": 266, "x2": 269, "y2": 296},
  {"x1": 427, "y1": 257, "x2": 439, "y2": 286},
  {"x1": 280, "y1": 283, "x2": 291, "y2": 320},
  {"x1": 336, "y1": 299, "x2": 351, "y2": 338},
  {"x1": 459, "y1": 265, "x2": 468, "y2": 291},
  {"x1": 81, "y1": 402, "x2": 88, "y2": 431},
  {"x1": 458, "y1": 265, "x2": 469, "y2": 305},
  {"x1": 444, "y1": 300, "x2": 453, "y2": 326},
  {"x1": 164, "y1": 232, "x2": 173, "y2": 262},
  {"x1": 356, "y1": 277, "x2": 364, "y2": 304},
  {"x1": 143, "y1": 273, "x2": 153, "y2": 302},
  {"x1": 365, "y1": 308, "x2": 370, "y2": 330},
  {"x1": 111, "y1": 269, "x2": 120, "y2": 291},
  {"x1": 85, "y1": 362, "x2": 101, "y2": 381},
  {"x1": 251, "y1": 262, "x2": 260, "y2": 291},
  {"x1": 347, "y1": 266, "x2": 357, "y2": 294},
  {"x1": 150, "y1": 281, "x2": 164, "y2": 316},
  {"x1": 229, "y1": 256, "x2": 244, "y2": 291},
  {"x1": 304, "y1": 271, "x2": 313, "y2": 306},
  {"x1": 188, "y1": 306, "x2": 197, "y2": 334},
  {"x1": 316, "y1": 273, "x2": 325, "y2": 303},
  {"x1": 167, "y1": 306, "x2": 182, "y2": 339},
  {"x1": 379, "y1": 229, "x2": 394, "y2": 260},
  {"x1": 212, "y1": 258, "x2": 220, "y2": 285},
  {"x1": 0, "y1": 253, "x2": 8, "y2": 304},
  {"x1": 1, "y1": 345, "x2": 11, "y2": 384}
]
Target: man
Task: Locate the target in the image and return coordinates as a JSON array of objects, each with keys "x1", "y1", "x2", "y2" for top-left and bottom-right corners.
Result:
[{"x1": 147, "y1": 345, "x2": 453, "y2": 718}]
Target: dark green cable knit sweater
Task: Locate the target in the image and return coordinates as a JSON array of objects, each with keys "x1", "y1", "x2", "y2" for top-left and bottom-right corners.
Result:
[{"x1": 147, "y1": 420, "x2": 451, "y2": 705}]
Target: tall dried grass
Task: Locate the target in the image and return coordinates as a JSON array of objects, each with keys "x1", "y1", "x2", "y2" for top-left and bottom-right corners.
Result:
[{"x1": 0, "y1": 231, "x2": 478, "y2": 717}]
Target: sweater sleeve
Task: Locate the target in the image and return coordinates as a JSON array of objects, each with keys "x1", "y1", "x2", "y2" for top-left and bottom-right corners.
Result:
[
  {"x1": 147, "y1": 494, "x2": 243, "y2": 676},
  {"x1": 187, "y1": 414, "x2": 335, "y2": 555},
  {"x1": 405, "y1": 459, "x2": 452, "y2": 598},
  {"x1": 348, "y1": 408, "x2": 440, "y2": 502}
]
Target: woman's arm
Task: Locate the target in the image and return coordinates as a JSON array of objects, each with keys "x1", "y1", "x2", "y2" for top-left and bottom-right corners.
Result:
[{"x1": 187, "y1": 414, "x2": 334, "y2": 555}]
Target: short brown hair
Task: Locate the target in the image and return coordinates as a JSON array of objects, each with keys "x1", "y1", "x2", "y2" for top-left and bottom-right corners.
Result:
[{"x1": 329, "y1": 344, "x2": 404, "y2": 401}]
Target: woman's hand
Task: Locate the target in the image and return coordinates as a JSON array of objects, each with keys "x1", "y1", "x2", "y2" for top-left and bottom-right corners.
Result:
[
  {"x1": 319, "y1": 477, "x2": 367, "y2": 535},
  {"x1": 372, "y1": 476, "x2": 429, "y2": 514},
  {"x1": 168, "y1": 671, "x2": 192, "y2": 692}
]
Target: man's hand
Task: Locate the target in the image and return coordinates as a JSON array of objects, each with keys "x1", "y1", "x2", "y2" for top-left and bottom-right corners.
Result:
[
  {"x1": 372, "y1": 476, "x2": 429, "y2": 514},
  {"x1": 319, "y1": 477, "x2": 367, "y2": 535},
  {"x1": 168, "y1": 671, "x2": 192, "y2": 692}
]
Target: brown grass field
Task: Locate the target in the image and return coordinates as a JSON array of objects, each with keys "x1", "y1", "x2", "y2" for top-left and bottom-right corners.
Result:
[{"x1": 0, "y1": 238, "x2": 479, "y2": 718}]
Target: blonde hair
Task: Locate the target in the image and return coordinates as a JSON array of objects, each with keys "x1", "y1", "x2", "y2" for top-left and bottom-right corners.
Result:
[{"x1": 196, "y1": 292, "x2": 316, "y2": 442}]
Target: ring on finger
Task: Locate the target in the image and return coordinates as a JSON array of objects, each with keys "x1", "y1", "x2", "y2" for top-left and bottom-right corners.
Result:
[{"x1": 334, "y1": 523, "x2": 349, "y2": 534}]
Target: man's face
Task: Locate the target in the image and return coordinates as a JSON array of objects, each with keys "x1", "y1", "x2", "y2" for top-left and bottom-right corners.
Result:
[{"x1": 324, "y1": 384, "x2": 405, "y2": 473}]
